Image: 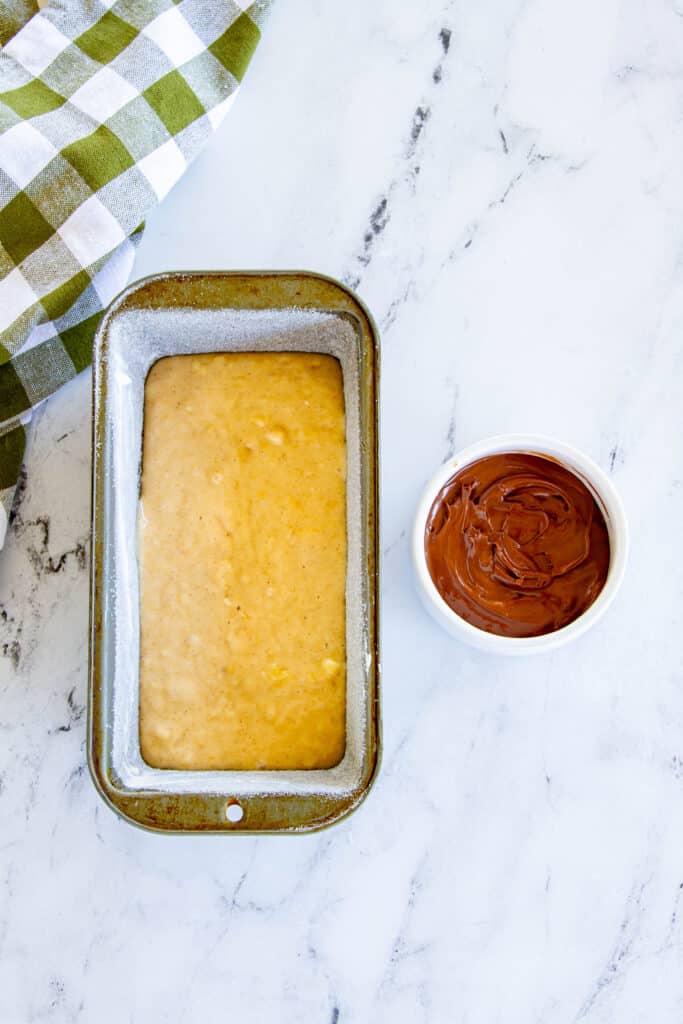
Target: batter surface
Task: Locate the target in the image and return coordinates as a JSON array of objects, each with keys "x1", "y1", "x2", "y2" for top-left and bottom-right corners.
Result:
[{"x1": 139, "y1": 352, "x2": 347, "y2": 770}]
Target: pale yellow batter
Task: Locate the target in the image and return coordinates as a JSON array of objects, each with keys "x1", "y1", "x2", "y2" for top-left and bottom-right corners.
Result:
[{"x1": 139, "y1": 352, "x2": 347, "y2": 770}]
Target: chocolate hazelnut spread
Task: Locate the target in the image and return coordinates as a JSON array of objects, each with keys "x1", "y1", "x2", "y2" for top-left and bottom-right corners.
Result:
[{"x1": 424, "y1": 453, "x2": 610, "y2": 637}]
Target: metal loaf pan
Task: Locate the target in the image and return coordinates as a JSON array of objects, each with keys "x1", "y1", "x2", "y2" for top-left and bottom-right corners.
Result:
[{"x1": 88, "y1": 271, "x2": 380, "y2": 833}]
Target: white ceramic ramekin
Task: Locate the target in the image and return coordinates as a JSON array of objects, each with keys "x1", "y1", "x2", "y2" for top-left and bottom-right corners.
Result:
[{"x1": 412, "y1": 434, "x2": 629, "y2": 655}]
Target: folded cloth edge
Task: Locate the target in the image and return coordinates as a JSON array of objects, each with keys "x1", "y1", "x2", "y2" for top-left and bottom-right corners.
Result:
[{"x1": 0, "y1": 0, "x2": 271, "y2": 549}]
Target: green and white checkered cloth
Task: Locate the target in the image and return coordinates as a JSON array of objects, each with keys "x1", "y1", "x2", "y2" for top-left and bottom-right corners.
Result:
[{"x1": 0, "y1": 0, "x2": 269, "y2": 546}]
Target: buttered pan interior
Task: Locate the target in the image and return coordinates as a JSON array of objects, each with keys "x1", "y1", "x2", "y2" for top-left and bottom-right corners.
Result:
[{"x1": 139, "y1": 352, "x2": 347, "y2": 770}]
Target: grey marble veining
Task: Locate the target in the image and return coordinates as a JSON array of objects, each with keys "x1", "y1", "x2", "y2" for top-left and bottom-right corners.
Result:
[{"x1": 2, "y1": 0, "x2": 683, "y2": 1020}]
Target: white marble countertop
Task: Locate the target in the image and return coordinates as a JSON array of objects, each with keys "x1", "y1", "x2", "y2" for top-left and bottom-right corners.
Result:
[{"x1": 2, "y1": 1, "x2": 683, "y2": 1020}]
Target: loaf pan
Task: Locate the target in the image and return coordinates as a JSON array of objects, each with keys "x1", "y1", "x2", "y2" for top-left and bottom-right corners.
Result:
[{"x1": 88, "y1": 271, "x2": 380, "y2": 833}]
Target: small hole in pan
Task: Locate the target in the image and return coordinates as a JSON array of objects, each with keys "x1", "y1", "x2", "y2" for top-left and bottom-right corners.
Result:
[{"x1": 225, "y1": 800, "x2": 244, "y2": 824}]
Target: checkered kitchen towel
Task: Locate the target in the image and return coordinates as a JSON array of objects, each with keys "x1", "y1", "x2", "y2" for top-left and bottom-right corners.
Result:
[{"x1": 0, "y1": 0, "x2": 270, "y2": 547}]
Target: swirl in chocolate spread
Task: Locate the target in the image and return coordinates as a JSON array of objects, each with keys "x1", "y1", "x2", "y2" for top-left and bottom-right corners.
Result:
[{"x1": 424, "y1": 453, "x2": 610, "y2": 637}]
